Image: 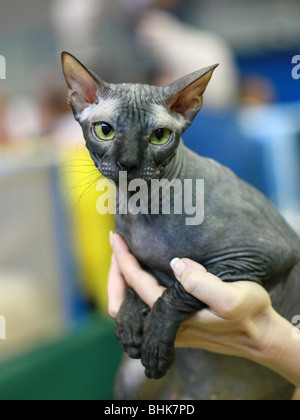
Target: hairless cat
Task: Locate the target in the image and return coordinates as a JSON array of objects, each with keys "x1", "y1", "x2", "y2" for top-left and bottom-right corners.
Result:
[{"x1": 62, "y1": 52, "x2": 300, "y2": 400}]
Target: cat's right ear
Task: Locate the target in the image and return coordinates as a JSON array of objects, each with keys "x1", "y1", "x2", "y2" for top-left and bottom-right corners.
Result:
[
  {"x1": 164, "y1": 64, "x2": 219, "y2": 129},
  {"x1": 61, "y1": 52, "x2": 109, "y2": 119}
]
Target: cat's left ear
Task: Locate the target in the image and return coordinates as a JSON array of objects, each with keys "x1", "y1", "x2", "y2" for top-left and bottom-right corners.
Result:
[
  {"x1": 164, "y1": 64, "x2": 219, "y2": 127},
  {"x1": 61, "y1": 52, "x2": 109, "y2": 119}
]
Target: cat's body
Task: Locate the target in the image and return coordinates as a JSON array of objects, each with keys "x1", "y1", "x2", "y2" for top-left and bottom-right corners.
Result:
[
  {"x1": 117, "y1": 143, "x2": 299, "y2": 290},
  {"x1": 62, "y1": 52, "x2": 300, "y2": 400},
  {"x1": 115, "y1": 143, "x2": 300, "y2": 400}
]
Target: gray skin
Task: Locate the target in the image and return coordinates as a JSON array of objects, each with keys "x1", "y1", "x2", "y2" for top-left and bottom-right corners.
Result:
[{"x1": 62, "y1": 52, "x2": 300, "y2": 400}]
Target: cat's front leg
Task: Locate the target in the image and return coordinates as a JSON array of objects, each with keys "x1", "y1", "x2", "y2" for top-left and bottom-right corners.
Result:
[
  {"x1": 116, "y1": 286, "x2": 150, "y2": 359},
  {"x1": 141, "y1": 281, "x2": 205, "y2": 379}
]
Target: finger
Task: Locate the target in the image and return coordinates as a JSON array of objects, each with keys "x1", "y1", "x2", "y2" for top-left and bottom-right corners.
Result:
[
  {"x1": 187, "y1": 308, "x2": 226, "y2": 327},
  {"x1": 111, "y1": 233, "x2": 142, "y2": 272},
  {"x1": 171, "y1": 258, "x2": 239, "y2": 316},
  {"x1": 186, "y1": 309, "x2": 241, "y2": 333},
  {"x1": 175, "y1": 326, "x2": 243, "y2": 357},
  {"x1": 107, "y1": 254, "x2": 126, "y2": 318},
  {"x1": 112, "y1": 233, "x2": 166, "y2": 307}
]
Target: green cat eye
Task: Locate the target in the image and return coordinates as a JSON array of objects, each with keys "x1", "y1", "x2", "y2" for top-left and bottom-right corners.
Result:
[
  {"x1": 94, "y1": 122, "x2": 115, "y2": 141},
  {"x1": 150, "y1": 128, "x2": 172, "y2": 145}
]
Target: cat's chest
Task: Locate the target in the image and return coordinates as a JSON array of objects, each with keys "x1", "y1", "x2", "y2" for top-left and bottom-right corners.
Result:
[{"x1": 115, "y1": 213, "x2": 195, "y2": 274}]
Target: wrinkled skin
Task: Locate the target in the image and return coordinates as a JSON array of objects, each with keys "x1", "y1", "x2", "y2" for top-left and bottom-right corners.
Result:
[{"x1": 115, "y1": 143, "x2": 300, "y2": 399}]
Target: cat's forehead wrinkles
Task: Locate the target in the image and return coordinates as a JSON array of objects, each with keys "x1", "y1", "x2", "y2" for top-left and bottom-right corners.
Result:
[
  {"x1": 85, "y1": 96, "x2": 123, "y2": 124},
  {"x1": 79, "y1": 82, "x2": 178, "y2": 132},
  {"x1": 104, "y1": 83, "x2": 168, "y2": 131},
  {"x1": 109, "y1": 83, "x2": 166, "y2": 104}
]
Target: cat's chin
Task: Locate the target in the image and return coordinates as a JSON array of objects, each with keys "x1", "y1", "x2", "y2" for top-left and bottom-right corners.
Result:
[
  {"x1": 101, "y1": 171, "x2": 161, "y2": 185},
  {"x1": 109, "y1": 173, "x2": 156, "y2": 185}
]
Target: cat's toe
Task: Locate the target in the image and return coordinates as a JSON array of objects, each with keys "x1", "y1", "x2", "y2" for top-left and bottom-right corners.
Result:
[
  {"x1": 127, "y1": 346, "x2": 141, "y2": 359},
  {"x1": 141, "y1": 338, "x2": 175, "y2": 379},
  {"x1": 115, "y1": 320, "x2": 143, "y2": 359}
]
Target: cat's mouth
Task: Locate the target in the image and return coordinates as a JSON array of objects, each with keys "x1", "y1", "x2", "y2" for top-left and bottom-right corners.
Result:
[
  {"x1": 90, "y1": 151, "x2": 118, "y2": 180},
  {"x1": 90, "y1": 151, "x2": 161, "y2": 183},
  {"x1": 90, "y1": 151, "x2": 101, "y2": 168}
]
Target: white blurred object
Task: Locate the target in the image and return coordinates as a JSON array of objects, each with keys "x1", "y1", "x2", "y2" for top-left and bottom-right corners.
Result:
[
  {"x1": 51, "y1": 0, "x2": 103, "y2": 50},
  {"x1": 239, "y1": 103, "x2": 300, "y2": 236},
  {"x1": 137, "y1": 10, "x2": 239, "y2": 108},
  {"x1": 52, "y1": 114, "x2": 84, "y2": 145},
  {"x1": 0, "y1": 166, "x2": 66, "y2": 360},
  {"x1": 5, "y1": 96, "x2": 41, "y2": 141},
  {"x1": 0, "y1": 274, "x2": 63, "y2": 360}
]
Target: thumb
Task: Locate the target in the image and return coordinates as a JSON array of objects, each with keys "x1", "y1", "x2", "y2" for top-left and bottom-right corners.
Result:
[
  {"x1": 170, "y1": 258, "x2": 228, "y2": 312},
  {"x1": 170, "y1": 258, "x2": 207, "y2": 280}
]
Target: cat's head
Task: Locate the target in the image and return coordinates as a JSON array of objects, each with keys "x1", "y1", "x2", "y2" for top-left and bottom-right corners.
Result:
[{"x1": 61, "y1": 52, "x2": 217, "y2": 183}]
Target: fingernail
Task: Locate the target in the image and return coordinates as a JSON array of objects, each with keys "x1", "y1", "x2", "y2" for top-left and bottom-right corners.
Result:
[
  {"x1": 170, "y1": 258, "x2": 186, "y2": 278},
  {"x1": 109, "y1": 230, "x2": 114, "y2": 248}
]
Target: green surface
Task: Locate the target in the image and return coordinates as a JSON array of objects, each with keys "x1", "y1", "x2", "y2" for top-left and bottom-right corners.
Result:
[{"x1": 0, "y1": 313, "x2": 122, "y2": 400}]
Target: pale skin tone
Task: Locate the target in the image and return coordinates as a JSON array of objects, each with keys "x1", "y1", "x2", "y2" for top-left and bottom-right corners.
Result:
[{"x1": 108, "y1": 232, "x2": 300, "y2": 388}]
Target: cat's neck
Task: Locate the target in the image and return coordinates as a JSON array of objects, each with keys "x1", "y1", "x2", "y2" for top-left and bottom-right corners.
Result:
[{"x1": 160, "y1": 140, "x2": 186, "y2": 181}]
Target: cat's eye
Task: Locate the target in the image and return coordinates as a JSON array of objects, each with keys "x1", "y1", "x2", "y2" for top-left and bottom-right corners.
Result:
[
  {"x1": 94, "y1": 122, "x2": 115, "y2": 141},
  {"x1": 150, "y1": 128, "x2": 172, "y2": 145}
]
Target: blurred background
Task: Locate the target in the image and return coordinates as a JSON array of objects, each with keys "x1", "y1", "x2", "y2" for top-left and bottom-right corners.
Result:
[{"x1": 0, "y1": 0, "x2": 300, "y2": 400}]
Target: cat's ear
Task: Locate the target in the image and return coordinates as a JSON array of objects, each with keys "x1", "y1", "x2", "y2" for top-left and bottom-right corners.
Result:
[
  {"x1": 164, "y1": 64, "x2": 219, "y2": 127},
  {"x1": 61, "y1": 52, "x2": 109, "y2": 118}
]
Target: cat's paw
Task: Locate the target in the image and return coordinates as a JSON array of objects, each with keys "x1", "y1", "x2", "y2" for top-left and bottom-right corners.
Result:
[
  {"x1": 115, "y1": 289, "x2": 150, "y2": 359},
  {"x1": 141, "y1": 332, "x2": 175, "y2": 379},
  {"x1": 115, "y1": 314, "x2": 144, "y2": 359}
]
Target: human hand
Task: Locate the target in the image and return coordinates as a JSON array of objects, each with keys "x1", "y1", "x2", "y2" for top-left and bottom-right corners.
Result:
[
  {"x1": 108, "y1": 233, "x2": 300, "y2": 387},
  {"x1": 108, "y1": 233, "x2": 276, "y2": 359},
  {"x1": 107, "y1": 232, "x2": 166, "y2": 318},
  {"x1": 170, "y1": 258, "x2": 274, "y2": 358}
]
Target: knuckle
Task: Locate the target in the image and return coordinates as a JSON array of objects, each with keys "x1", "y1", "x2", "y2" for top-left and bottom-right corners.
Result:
[
  {"x1": 181, "y1": 270, "x2": 201, "y2": 296},
  {"x1": 108, "y1": 305, "x2": 118, "y2": 319},
  {"x1": 220, "y1": 288, "x2": 242, "y2": 315}
]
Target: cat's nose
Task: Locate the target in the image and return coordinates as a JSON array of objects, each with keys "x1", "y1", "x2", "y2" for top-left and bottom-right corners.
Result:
[{"x1": 117, "y1": 159, "x2": 139, "y2": 172}]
